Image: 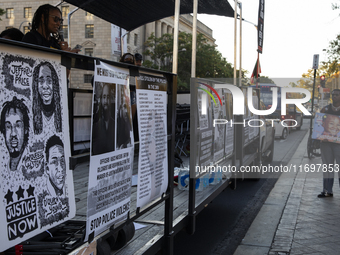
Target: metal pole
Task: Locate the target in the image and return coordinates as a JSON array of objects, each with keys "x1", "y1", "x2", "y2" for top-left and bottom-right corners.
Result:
[
  {"x1": 238, "y1": 2, "x2": 242, "y2": 87},
  {"x1": 191, "y1": 0, "x2": 198, "y2": 78},
  {"x1": 172, "y1": 0, "x2": 180, "y2": 74},
  {"x1": 309, "y1": 69, "x2": 317, "y2": 137},
  {"x1": 67, "y1": 7, "x2": 79, "y2": 46},
  {"x1": 233, "y1": 0, "x2": 238, "y2": 86}
]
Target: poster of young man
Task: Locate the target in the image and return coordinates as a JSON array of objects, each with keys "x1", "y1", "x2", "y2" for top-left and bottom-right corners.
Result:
[
  {"x1": 0, "y1": 44, "x2": 75, "y2": 252},
  {"x1": 312, "y1": 112, "x2": 340, "y2": 143},
  {"x1": 135, "y1": 73, "x2": 168, "y2": 209},
  {"x1": 86, "y1": 61, "x2": 132, "y2": 241}
]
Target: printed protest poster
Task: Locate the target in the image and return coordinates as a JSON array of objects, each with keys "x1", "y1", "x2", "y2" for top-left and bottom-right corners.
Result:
[
  {"x1": 196, "y1": 83, "x2": 213, "y2": 177},
  {"x1": 86, "y1": 61, "x2": 132, "y2": 241},
  {"x1": 213, "y1": 88, "x2": 225, "y2": 162},
  {"x1": 136, "y1": 73, "x2": 168, "y2": 208},
  {"x1": 312, "y1": 112, "x2": 340, "y2": 143},
  {"x1": 0, "y1": 44, "x2": 75, "y2": 252}
]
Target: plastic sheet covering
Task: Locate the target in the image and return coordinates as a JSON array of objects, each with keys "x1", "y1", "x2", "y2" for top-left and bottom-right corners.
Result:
[{"x1": 64, "y1": 0, "x2": 234, "y2": 31}]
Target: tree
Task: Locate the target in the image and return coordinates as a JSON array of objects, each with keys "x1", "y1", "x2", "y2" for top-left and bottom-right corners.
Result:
[
  {"x1": 0, "y1": 8, "x2": 5, "y2": 21},
  {"x1": 143, "y1": 32, "x2": 235, "y2": 90}
]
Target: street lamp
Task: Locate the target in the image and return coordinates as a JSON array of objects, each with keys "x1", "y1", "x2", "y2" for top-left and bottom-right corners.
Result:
[{"x1": 19, "y1": 21, "x2": 31, "y2": 31}]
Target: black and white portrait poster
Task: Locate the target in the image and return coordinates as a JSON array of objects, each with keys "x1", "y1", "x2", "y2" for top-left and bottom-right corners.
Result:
[
  {"x1": 86, "y1": 61, "x2": 132, "y2": 241},
  {"x1": 0, "y1": 44, "x2": 75, "y2": 252},
  {"x1": 136, "y1": 73, "x2": 168, "y2": 209}
]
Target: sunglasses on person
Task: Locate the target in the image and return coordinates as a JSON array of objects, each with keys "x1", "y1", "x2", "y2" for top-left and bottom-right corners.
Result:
[{"x1": 49, "y1": 15, "x2": 63, "y2": 24}]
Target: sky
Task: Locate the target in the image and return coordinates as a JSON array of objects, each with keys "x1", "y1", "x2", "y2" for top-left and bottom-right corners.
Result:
[{"x1": 197, "y1": 0, "x2": 340, "y2": 80}]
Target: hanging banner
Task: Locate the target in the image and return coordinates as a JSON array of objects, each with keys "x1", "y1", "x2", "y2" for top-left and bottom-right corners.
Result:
[
  {"x1": 136, "y1": 73, "x2": 168, "y2": 209},
  {"x1": 111, "y1": 25, "x2": 128, "y2": 56},
  {"x1": 257, "y1": 0, "x2": 265, "y2": 53},
  {"x1": 86, "y1": 61, "x2": 133, "y2": 241},
  {"x1": 0, "y1": 44, "x2": 75, "y2": 252}
]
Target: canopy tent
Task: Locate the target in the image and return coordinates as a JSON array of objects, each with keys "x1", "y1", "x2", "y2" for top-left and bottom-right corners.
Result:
[{"x1": 63, "y1": 0, "x2": 234, "y2": 31}]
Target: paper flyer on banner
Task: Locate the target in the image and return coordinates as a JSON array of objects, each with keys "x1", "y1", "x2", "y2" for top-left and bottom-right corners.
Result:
[
  {"x1": 0, "y1": 44, "x2": 75, "y2": 252},
  {"x1": 312, "y1": 112, "x2": 340, "y2": 143},
  {"x1": 136, "y1": 73, "x2": 168, "y2": 209},
  {"x1": 213, "y1": 88, "x2": 224, "y2": 162},
  {"x1": 86, "y1": 61, "x2": 133, "y2": 241}
]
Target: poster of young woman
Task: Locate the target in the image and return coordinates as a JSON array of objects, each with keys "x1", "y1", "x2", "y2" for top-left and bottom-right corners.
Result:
[
  {"x1": 135, "y1": 73, "x2": 168, "y2": 209},
  {"x1": 86, "y1": 61, "x2": 133, "y2": 241},
  {"x1": 0, "y1": 43, "x2": 75, "y2": 252}
]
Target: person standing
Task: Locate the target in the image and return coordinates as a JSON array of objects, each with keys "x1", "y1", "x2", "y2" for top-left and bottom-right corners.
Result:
[{"x1": 318, "y1": 89, "x2": 340, "y2": 197}]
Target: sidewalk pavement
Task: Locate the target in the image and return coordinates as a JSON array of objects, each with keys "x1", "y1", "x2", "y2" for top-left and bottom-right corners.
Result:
[{"x1": 234, "y1": 132, "x2": 340, "y2": 255}]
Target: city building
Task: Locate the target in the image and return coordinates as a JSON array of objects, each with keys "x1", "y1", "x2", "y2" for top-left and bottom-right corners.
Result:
[{"x1": 0, "y1": 0, "x2": 215, "y2": 89}]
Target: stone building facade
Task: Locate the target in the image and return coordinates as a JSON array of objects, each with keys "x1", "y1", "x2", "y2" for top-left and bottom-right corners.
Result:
[{"x1": 1, "y1": 0, "x2": 215, "y2": 89}]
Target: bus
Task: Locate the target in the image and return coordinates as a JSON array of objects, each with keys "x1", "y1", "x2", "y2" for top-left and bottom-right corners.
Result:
[{"x1": 250, "y1": 83, "x2": 303, "y2": 131}]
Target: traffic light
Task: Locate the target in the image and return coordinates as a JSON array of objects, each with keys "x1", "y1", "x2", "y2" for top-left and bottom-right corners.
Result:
[{"x1": 320, "y1": 75, "x2": 326, "y2": 88}]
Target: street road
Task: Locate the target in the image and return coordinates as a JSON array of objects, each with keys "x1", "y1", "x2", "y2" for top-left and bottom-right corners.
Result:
[{"x1": 173, "y1": 121, "x2": 310, "y2": 255}]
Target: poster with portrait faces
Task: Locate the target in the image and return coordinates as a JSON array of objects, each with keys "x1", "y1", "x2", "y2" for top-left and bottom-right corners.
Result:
[
  {"x1": 135, "y1": 73, "x2": 168, "y2": 209},
  {"x1": 86, "y1": 61, "x2": 132, "y2": 241},
  {"x1": 0, "y1": 43, "x2": 75, "y2": 252},
  {"x1": 312, "y1": 112, "x2": 340, "y2": 143}
]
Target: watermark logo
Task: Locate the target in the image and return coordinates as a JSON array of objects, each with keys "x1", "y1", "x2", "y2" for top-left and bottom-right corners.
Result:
[{"x1": 199, "y1": 84, "x2": 311, "y2": 116}]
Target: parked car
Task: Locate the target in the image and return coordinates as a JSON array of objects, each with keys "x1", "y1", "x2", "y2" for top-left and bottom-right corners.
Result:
[
  {"x1": 295, "y1": 110, "x2": 303, "y2": 130},
  {"x1": 267, "y1": 111, "x2": 289, "y2": 140}
]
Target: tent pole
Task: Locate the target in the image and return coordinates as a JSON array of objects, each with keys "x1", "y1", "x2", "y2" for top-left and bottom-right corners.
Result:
[
  {"x1": 239, "y1": 2, "x2": 242, "y2": 87},
  {"x1": 191, "y1": 0, "x2": 198, "y2": 78},
  {"x1": 172, "y1": 0, "x2": 180, "y2": 74},
  {"x1": 233, "y1": 0, "x2": 238, "y2": 86}
]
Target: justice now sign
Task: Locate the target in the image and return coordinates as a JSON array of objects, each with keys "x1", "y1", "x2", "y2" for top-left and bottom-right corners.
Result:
[{"x1": 200, "y1": 85, "x2": 311, "y2": 116}]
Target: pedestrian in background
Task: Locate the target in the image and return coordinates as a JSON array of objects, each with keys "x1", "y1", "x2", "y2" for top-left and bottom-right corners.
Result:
[
  {"x1": 134, "y1": 53, "x2": 143, "y2": 66},
  {"x1": 318, "y1": 89, "x2": 340, "y2": 197},
  {"x1": 0, "y1": 28, "x2": 24, "y2": 41}
]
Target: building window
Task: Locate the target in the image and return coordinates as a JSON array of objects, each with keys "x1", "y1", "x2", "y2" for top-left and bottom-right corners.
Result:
[
  {"x1": 126, "y1": 33, "x2": 130, "y2": 44},
  {"x1": 85, "y1": 25, "x2": 94, "y2": 38},
  {"x1": 85, "y1": 11, "x2": 93, "y2": 16},
  {"x1": 134, "y1": 34, "x2": 138, "y2": 46},
  {"x1": 24, "y1": 7, "x2": 32, "y2": 18},
  {"x1": 84, "y1": 74, "x2": 92, "y2": 83},
  {"x1": 85, "y1": 48, "x2": 93, "y2": 57},
  {"x1": 61, "y1": 6, "x2": 69, "y2": 17},
  {"x1": 6, "y1": 26, "x2": 13, "y2": 29},
  {"x1": 6, "y1": 8, "x2": 14, "y2": 19},
  {"x1": 61, "y1": 25, "x2": 68, "y2": 39},
  {"x1": 23, "y1": 26, "x2": 30, "y2": 34}
]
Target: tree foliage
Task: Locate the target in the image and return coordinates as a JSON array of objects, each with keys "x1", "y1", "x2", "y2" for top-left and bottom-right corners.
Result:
[
  {"x1": 0, "y1": 8, "x2": 5, "y2": 21},
  {"x1": 143, "y1": 32, "x2": 236, "y2": 90}
]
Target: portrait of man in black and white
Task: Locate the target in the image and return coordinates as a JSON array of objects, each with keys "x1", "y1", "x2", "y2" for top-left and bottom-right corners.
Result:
[
  {"x1": 92, "y1": 82, "x2": 116, "y2": 155},
  {"x1": 32, "y1": 61, "x2": 62, "y2": 135},
  {"x1": 117, "y1": 85, "x2": 132, "y2": 149},
  {"x1": 45, "y1": 135, "x2": 66, "y2": 197},
  {"x1": 0, "y1": 96, "x2": 29, "y2": 172}
]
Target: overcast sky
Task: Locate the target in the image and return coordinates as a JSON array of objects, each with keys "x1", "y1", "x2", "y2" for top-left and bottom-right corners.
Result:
[{"x1": 197, "y1": 0, "x2": 340, "y2": 79}]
